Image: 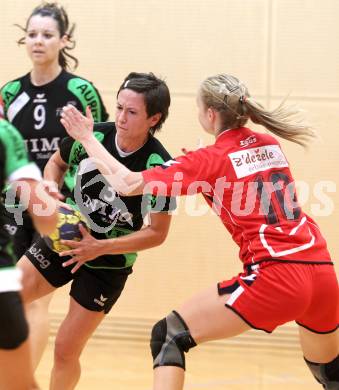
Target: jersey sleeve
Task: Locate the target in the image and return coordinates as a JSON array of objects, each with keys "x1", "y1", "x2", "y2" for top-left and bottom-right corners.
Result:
[
  {"x1": 145, "y1": 153, "x2": 176, "y2": 213},
  {"x1": 0, "y1": 141, "x2": 6, "y2": 187},
  {"x1": 67, "y1": 78, "x2": 109, "y2": 122},
  {"x1": 142, "y1": 147, "x2": 219, "y2": 197},
  {"x1": 0, "y1": 120, "x2": 41, "y2": 183},
  {"x1": 0, "y1": 80, "x2": 21, "y2": 119},
  {"x1": 0, "y1": 95, "x2": 4, "y2": 119}
]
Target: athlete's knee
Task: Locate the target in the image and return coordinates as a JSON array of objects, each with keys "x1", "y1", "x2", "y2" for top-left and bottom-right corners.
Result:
[
  {"x1": 27, "y1": 293, "x2": 52, "y2": 314},
  {"x1": 54, "y1": 330, "x2": 84, "y2": 365},
  {"x1": 150, "y1": 310, "x2": 197, "y2": 370},
  {"x1": 0, "y1": 292, "x2": 29, "y2": 349},
  {"x1": 305, "y1": 355, "x2": 339, "y2": 390},
  {"x1": 54, "y1": 339, "x2": 75, "y2": 363}
]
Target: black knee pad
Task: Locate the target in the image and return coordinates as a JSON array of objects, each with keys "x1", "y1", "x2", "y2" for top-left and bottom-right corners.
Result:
[
  {"x1": 305, "y1": 356, "x2": 339, "y2": 390},
  {"x1": 150, "y1": 310, "x2": 196, "y2": 370},
  {"x1": 0, "y1": 291, "x2": 28, "y2": 349}
]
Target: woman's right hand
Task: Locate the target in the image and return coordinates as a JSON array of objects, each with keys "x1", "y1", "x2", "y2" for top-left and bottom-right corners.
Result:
[
  {"x1": 60, "y1": 105, "x2": 94, "y2": 142},
  {"x1": 181, "y1": 138, "x2": 204, "y2": 155}
]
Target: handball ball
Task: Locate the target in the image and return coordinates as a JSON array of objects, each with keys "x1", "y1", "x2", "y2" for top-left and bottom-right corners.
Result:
[{"x1": 44, "y1": 206, "x2": 88, "y2": 253}]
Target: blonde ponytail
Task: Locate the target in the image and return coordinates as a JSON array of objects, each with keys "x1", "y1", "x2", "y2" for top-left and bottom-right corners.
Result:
[{"x1": 200, "y1": 74, "x2": 316, "y2": 148}]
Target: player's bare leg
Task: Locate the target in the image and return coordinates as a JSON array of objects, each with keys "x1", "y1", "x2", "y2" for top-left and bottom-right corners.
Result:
[
  {"x1": 17, "y1": 255, "x2": 57, "y2": 389},
  {"x1": 0, "y1": 340, "x2": 39, "y2": 390},
  {"x1": 49, "y1": 297, "x2": 105, "y2": 390},
  {"x1": 0, "y1": 288, "x2": 41, "y2": 390},
  {"x1": 152, "y1": 284, "x2": 251, "y2": 390},
  {"x1": 299, "y1": 326, "x2": 339, "y2": 388},
  {"x1": 299, "y1": 326, "x2": 338, "y2": 363},
  {"x1": 17, "y1": 256, "x2": 56, "y2": 303},
  {"x1": 26, "y1": 292, "x2": 54, "y2": 369}
]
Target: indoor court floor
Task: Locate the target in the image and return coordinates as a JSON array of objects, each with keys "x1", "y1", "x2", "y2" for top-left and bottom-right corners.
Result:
[{"x1": 36, "y1": 338, "x2": 320, "y2": 389}]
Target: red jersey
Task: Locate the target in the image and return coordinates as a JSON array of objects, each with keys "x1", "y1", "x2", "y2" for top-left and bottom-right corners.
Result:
[{"x1": 142, "y1": 127, "x2": 332, "y2": 266}]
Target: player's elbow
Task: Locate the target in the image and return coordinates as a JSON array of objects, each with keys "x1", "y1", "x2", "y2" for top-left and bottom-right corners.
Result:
[
  {"x1": 155, "y1": 233, "x2": 168, "y2": 246},
  {"x1": 44, "y1": 150, "x2": 68, "y2": 179},
  {"x1": 152, "y1": 227, "x2": 170, "y2": 247}
]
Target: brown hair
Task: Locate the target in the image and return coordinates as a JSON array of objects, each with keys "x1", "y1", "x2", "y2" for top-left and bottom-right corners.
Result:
[{"x1": 16, "y1": 2, "x2": 78, "y2": 70}]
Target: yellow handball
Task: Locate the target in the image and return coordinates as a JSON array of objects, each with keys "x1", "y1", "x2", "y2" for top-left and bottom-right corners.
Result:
[{"x1": 44, "y1": 206, "x2": 88, "y2": 253}]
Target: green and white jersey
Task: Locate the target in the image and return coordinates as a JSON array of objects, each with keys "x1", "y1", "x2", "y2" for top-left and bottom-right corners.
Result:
[
  {"x1": 59, "y1": 122, "x2": 176, "y2": 269},
  {"x1": 0, "y1": 120, "x2": 41, "y2": 187},
  {"x1": 0, "y1": 119, "x2": 41, "y2": 288},
  {"x1": 0, "y1": 70, "x2": 108, "y2": 196}
]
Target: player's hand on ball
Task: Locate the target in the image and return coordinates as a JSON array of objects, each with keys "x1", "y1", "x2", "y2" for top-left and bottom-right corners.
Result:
[
  {"x1": 59, "y1": 225, "x2": 104, "y2": 274},
  {"x1": 56, "y1": 201, "x2": 73, "y2": 211}
]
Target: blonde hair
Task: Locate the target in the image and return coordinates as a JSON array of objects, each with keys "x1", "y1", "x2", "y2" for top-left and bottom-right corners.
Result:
[{"x1": 199, "y1": 74, "x2": 316, "y2": 148}]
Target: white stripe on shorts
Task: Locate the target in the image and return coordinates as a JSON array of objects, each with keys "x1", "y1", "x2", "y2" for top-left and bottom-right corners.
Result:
[{"x1": 226, "y1": 285, "x2": 244, "y2": 306}]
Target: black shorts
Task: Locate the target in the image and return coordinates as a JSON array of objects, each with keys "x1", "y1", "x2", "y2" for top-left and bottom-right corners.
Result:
[
  {"x1": 0, "y1": 291, "x2": 29, "y2": 348},
  {"x1": 25, "y1": 237, "x2": 132, "y2": 314},
  {"x1": 1, "y1": 206, "x2": 38, "y2": 261}
]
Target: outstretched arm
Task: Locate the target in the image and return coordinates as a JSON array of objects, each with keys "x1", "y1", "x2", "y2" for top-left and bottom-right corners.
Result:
[{"x1": 60, "y1": 105, "x2": 145, "y2": 196}]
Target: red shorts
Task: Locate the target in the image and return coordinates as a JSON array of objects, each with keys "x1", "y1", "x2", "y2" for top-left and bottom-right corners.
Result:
[{"x1": 218, "y1": 262, "x2": 338, "y2": 333}]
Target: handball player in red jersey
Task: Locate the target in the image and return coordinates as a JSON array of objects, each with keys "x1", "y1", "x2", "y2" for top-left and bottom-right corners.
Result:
[{"x1": 60, "y1": 73, "x2": 338, "y2": 390}]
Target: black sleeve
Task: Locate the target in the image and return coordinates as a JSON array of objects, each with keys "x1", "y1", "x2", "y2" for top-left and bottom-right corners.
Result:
[
  {"x1": 146, "y1": 139, "x2": 177, "y2": 213},
  {"x1": 59, "y1": 136, "x2": 75, "y2": 164}
]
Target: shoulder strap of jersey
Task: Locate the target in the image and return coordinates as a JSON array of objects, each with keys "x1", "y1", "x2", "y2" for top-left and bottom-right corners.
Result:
[
  {"x1": 146, "y1": 153, "x2": 165, "y2": 169},
  {"x1": 63, "y1": 125, "x2": 113, "y2": 191},
  {"x1": 0, "y1": 120, "x2": 30, "y2": 179},
  {"x1": 0, "y1": 81, "x2": 22, "y2": 113},
  {"x1": 67, "y1": 77, "x2": 104, "y2": 122},
  {"x1": 145, "y1": 153, "x2": 168, "y2": 209}
]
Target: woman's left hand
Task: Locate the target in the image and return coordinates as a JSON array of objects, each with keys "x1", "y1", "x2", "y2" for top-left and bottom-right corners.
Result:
[
  {"x1": 40, "y1": 180, "x2": 64, "y2": 201},
  {"x1": 59, "y1": 224, "x2": 104, "y2": 273}
]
